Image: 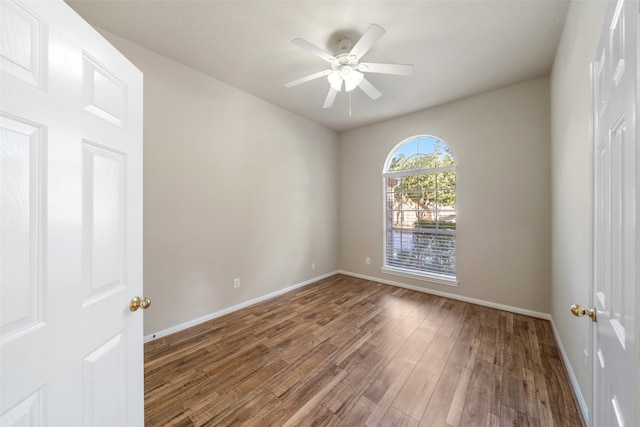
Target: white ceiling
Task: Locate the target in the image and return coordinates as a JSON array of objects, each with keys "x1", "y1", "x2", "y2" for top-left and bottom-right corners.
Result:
[{"x1": 65, "y1": 0, "x2": 570, "y2": 133}]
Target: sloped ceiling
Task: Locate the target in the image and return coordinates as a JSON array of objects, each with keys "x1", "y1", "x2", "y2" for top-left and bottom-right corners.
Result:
[{"x1": 66, "y1": 0, "x2": 570, "y2": 133}]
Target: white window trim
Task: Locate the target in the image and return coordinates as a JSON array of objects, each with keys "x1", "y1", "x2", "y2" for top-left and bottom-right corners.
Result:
[{"x1": 381, "y1": 266, "x2": 459, "y2": 287}]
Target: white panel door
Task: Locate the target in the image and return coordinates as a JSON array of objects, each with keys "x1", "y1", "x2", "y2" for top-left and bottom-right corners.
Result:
[
  {"x1": 592, "y1": 0, "x2": 636, "y2": 426},
  {"x1": 0, "y1": 1, "x2": 144, "y2": 425}
]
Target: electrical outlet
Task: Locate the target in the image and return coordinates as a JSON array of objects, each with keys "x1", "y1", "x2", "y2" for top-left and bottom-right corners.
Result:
[
  {"x1": 233, "y1": 278, "x2": 240, "y2": 288},
  {"x1": 366, "y1": 257, "x2": 371, "y2": 265},
  {"x1": 311, "y1": 263, "x2": 316, "y2": 270}
]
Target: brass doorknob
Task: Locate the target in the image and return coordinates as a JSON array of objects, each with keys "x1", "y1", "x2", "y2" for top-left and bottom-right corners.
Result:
[
  {"x1": 570, "y1": 304, "x2": 596, "y2": 321},
  {"x1": 130, "y1": 296, "x2": 151, "y2": 312}
]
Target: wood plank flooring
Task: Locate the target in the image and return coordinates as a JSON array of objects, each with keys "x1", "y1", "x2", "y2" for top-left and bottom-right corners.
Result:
[{"x1": 144, "y1": 274, "x2": 585, "y2": 426}]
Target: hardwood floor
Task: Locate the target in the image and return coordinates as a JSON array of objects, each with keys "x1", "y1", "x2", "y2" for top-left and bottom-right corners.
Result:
[{"x1": 144, "y1": 274, "x2": 585, "y2": 426}]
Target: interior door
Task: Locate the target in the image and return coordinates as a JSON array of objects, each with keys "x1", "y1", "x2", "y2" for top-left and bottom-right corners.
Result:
[
  {"x1": 592, "y1": 0, "x2": 637, "y2": 426},
  {"x1": 0, "y1": 1, "x2": 144, "y2": 425}
]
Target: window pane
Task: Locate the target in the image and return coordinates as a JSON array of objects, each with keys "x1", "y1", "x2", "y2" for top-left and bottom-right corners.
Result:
[{"x1": 384, "y1": 136, "x2": 456, "y2": 279}]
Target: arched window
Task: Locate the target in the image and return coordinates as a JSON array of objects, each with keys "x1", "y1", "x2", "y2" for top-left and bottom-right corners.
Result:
[{"x1": 382, "y1": 135, "x2": 457, "y2": 284}]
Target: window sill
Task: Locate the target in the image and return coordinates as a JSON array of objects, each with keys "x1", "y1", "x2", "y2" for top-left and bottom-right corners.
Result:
[{"x1": 381, "y1": 267, "x2": 458, "y2": 287}]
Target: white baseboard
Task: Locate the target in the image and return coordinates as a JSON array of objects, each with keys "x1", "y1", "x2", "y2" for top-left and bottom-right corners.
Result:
[
  {"x1": 549, "y1": 318, "x2": 590, "y2": 424},
  {"x1": 337, "y1": 270, "x2": 551, "y2": 320},
  {"x1": 144, "y1": 270, "x2": 339, "y2": 342}
]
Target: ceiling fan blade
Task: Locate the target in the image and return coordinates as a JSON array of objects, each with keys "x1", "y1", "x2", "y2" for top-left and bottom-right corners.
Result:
[
  {"x1": 357, "y1": 77, "x2": 382, "y2": 100},
  {"x1": 285, "y1": 69, "x2": 332, "y2": 88},
  {"x1": 349, "y1": 24, "x2": 386, "y2": 60},
  {"x1": 292, "y1": 38, "x2": 338, "y2": 64},
  {"x1": 358, "y1": 62, "x2": 413, "y2": 76},
  {"x1": 323, "y1": 87, "x2": 339, "y2": 109}
]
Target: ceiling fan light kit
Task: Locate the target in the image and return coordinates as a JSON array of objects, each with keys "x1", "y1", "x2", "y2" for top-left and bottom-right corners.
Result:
[{"x1": 285, "y1": 23, "x2": 414, "y2": 109}]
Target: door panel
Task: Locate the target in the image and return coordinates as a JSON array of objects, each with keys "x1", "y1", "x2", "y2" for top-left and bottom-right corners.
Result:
[
  {"x1": 592, "y1": 0, "x2": 636, "y2": 426},
  {"x1": 0, "y1": 388, "x2": 42, "y2": 425},
  {"x1": 0, "y1": 115, "x2": 45, "y2": 343},
  {"x1": 83, "y1": 333, "x2": 126, "y2": 427},
  {"x1": 0, "y1": 1, "x2": 143, "y2": 425},
  {"x1": 0, "y1": 0, "x2": 45, "y2": 89},
  {"x1": 82, "y1": 53, "x2": 127, "y2": 127},
  {"x1": 82, "y1": 141, "x2": 126, "y2": 304}
]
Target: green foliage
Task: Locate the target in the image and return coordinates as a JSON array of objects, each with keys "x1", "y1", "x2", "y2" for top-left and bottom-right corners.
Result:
[
  {"x1": 389, "y1": 140, "x2": 454, "y2": 171},
  {"x1": 389, "y1": 140, "x2": 456, "y2": 211}
]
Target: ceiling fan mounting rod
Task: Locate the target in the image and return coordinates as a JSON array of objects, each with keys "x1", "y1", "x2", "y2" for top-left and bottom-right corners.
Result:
[{"x1": 337, "y1": 38, "x2": 352, "y2": 51}]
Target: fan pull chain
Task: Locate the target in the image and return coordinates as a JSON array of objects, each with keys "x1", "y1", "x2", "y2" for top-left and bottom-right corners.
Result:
[{"x1": 349, "y1": 91, "x2": 352, "y2": 116}]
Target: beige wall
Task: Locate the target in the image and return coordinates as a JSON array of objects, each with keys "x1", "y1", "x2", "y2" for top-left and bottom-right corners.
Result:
[
  {"x1": 101, "y1": 32, "x2": 339, "y2": 336},
  {"x1": 338, "y1": 77, "x2": 552, "y2": 314},
  {"x1": 550, "y1": 0, "x2": 608, "y2": 419}
]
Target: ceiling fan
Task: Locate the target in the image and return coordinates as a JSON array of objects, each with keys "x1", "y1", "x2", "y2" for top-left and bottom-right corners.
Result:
[{"x1": 285, "y1": 24, "x2": 414, "y2": 109}]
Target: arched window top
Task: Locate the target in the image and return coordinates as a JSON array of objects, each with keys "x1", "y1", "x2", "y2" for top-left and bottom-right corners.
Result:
[{"x1": 384, "y1": 135, "x2": 455, "y2": 173}]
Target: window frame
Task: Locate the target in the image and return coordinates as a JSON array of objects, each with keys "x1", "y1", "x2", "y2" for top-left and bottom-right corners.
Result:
[{"x1": 381, "y1": 135, "x2": 458, "y2": 287}]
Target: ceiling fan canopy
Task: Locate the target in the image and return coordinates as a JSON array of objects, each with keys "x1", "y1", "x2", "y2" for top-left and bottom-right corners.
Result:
[{"x1": 285, "y1": 24, "x2": 413, "y2": 109}]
